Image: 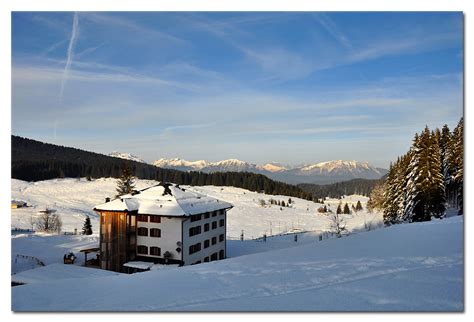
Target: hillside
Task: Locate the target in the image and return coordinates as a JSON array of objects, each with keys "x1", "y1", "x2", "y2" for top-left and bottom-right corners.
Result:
[
  {"x1": 11, "y1": 178, "x2": 380, "y2": 239},
  {"x1": 11, "y1": 135, "x2": 312, "y2": 201},
  {"x1": 12, "y1": 215, "x2": 463, "y2": 311},
  {"x1": 299, "y1": 177, "x2": 386, "y2": 199}
]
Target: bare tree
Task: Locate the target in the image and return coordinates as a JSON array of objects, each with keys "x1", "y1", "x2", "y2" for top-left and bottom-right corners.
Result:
[
  {"x1": 35, "y1": 209, "x2": 62, "y2": 234},
  {"x1": 329, "y1": 212, "x2": 347, "y2": 238}
]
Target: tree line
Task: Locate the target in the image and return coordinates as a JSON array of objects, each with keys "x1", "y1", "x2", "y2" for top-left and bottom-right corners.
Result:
[
  {"x1": 298, "y1": 177, "x2": 384, "y2": 199},
  {"x1": 368, "y1": 118, "x2": 463, "y2": 224},
  {"x1": 11, "y1": 135, "x2": 313, "y2": 201}
]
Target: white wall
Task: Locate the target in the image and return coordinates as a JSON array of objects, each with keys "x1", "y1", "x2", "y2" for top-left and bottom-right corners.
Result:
[
  {"x1": 136, "y1": 216, "x2": 183, "y2": 262},
  {"x1": 182, "y1": 210, "x2": 226, "y2": 265}
]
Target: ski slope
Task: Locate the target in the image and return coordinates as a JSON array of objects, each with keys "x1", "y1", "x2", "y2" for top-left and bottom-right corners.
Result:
[{"x1": 12, "y1": 216, "x2": 463, "y2": 311}]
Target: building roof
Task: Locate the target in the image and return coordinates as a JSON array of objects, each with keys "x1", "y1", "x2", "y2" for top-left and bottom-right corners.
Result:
[
  {"x1": 93, "y1": 183, "x2": 233, "y2": 217},
  {"x1": 123, "y1": 261, "x2": 154, "y2": 270}
]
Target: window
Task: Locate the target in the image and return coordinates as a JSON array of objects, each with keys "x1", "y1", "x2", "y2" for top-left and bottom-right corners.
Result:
[
  {"x1": 150, "y1": 216, "x2": 161, "y2": 223},
  {"x1": 137, "y1": 215, "x2": 148, "y2": 222},
  {"x1": 219, "y1": 234, "x2": 224, "y2": 242},
  {"x1": 219, "y1": 209, "x2": 225, "y2": 216},
  {"x1": 191, "y1": 214, "x2": 202, "y2": 222},
  {"x1": 150, "y1": 228, "x2": 161, "y2": 237},
  {"x1": 219, "y1": 250, "x2": 225, "y2": 259},
  {"x1": 189, "y1": 226, "x2": 201, "y2": 237},
  {"x1": 137, "y1": 245, "x2": 148, "y2": 255},
  {"x1": 137, "y1": 227, "x2": 148, "y2": 236},
  {"x1": 204, "y1": 212, "x2": 210, "y2": 219},
  {"x1": 189, "y1": 242, "x2": 201, "y2": 255},
  {"x1": 150, "y1": 247, "x2": 161, "y2": 256},
  {"x1": 204, "y1": 240, "x2": 210, "y2": 248},
  {"x1": 204, "y1": 257, "x2": 209, "y2": 262},
  {"x1": 219, "y1": 219, "x2": 225, "y2": 227},
  {"x1": 212, "y1": 211, "x2": 217, "y2": 217},
  {"x1": 204, "y1": 223, "x2": 210, "y2": 232},
  {"x1": 210, "y1": 253, "x2": 218, "y2": 261},
  {"x1": 212, "y1": 237, "x2": 217, "y2": 245},
  {"x1": 212, "y1": 221, "x2": 217, "y2": 230}
]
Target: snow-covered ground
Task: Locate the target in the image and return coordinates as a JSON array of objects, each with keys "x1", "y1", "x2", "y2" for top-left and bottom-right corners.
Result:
[
  {"x1": 12, "y1": 216, "x2": 464, "y2": 311},
  {"x1": 11, "y1": 178, "x2": 380, "y2": 274},
  {"x1": 11, "y1": 178, "x2": 382, "y2": 239}
]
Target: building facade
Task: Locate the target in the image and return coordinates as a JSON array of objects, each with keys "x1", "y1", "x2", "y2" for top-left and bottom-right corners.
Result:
[{"x1": 94, "y1": 183, "x2": 232, "y2": 272}]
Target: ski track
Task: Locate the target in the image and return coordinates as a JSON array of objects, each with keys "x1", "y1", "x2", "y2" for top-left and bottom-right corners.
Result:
[{"x1": 130, "y1": 255, "x2": 462, "y2": 311}]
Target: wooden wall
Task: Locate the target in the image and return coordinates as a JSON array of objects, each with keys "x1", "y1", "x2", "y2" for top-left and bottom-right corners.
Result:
[{"x1": 99, "y1": 211, "x2": 136, "y2": 272}]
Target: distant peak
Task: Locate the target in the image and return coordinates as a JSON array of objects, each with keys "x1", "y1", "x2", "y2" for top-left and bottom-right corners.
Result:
[{"x1": 109, "y1": 152, "x2": 145, "y2": 163}]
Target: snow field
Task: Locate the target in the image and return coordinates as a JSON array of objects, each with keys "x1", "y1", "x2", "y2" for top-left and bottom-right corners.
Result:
[{"x1": 12, "y1": 216, "x2": 463, "y2": 311}]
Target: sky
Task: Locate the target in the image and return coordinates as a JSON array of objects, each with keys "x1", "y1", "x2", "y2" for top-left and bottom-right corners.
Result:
[{"x1": 11, "y1": 12, "x2": 463, "y2": 168}]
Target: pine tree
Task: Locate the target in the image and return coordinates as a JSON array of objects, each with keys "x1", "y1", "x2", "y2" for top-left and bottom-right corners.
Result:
[
  {"x1": 449, "y1": 118, "x2": 463, "y2": 213},
  {"x1": 404, "y1": 127, "x2": 445, "y2": 222},
  {"x1": 439, "y1": 125, "x2": 452, "y2": 193},
  {"x1": 383, "y1": 160, "x2": 401, "y2": 224},
  {"x1": 343, "y1": 203, "x2": 350, "y2": 214},
  {"x1": 356, "y1": 200, "x2": 363, "y2": 211},
  {"x1": 427, "y1": 129, "x2": 446, "y2": 218},
  {"x1": 116, "y1": 163, "x2": 135, "y2": 197},
  {"x1": 82, "y1": 215, "x2": 93, "y2": 235},
  {"x1": 336, "y1": 203, "x2": 342, "y2": 214}
]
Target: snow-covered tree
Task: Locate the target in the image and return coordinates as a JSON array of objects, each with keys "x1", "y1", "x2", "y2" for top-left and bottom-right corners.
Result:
[
  {"x1": 329, "y1": 212, "x2": 347, "y2": 238},
  {"x1": 446, "y1": 118, "x2": 463, "y2": 213},
  {"x1": 404, "y1": 127, "x2": 445, "y2": 222},
  {"x1": 116, "y1": 163, "x2": 135, "y2": 197}
]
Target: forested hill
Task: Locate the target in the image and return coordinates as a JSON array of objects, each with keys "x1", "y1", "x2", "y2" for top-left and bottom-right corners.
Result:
[
  {"x1": 298, "y1": 177, "x2": 385, "y2": 199},
  {"x1": 11, "y1": 135, "x2": 313, "y2": 201}
]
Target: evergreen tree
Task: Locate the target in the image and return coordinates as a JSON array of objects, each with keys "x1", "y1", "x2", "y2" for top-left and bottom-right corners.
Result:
[
  {"x1": 448, "y1": 118, "x2": 463, "y2": 213},
  {"x1": 427, "y1": 129, "x2": 446, "y2": 218},
  {"x1": 343, "y1": 203, "x2": 350, "y2": 214},
  {"x1": 440, "y1": 124, "x2": 453, "y2": 205},
  {"x1": 356, "y1": 200, "x2": 363, "y2": 211},
  {"x1": 116, "y1": 163, "x2": 135, "y2": 197},
  {"x1": 404, "y1": 127, "x2": 445, "y2": 222},
  {"x1": 336, "y1": 203, "x2": 342, "y2": 214},
  {"x1": 383, "y1": 160, "x2": 402, "y2": 225},
  {"x1": 82, "y1": 215, "x2": 93, "y2": 235}
]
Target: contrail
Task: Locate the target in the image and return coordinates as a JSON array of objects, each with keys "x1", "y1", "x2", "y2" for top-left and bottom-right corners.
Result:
[{"x1": 60, "y1": 12, "x2": 79, "y2": 101}]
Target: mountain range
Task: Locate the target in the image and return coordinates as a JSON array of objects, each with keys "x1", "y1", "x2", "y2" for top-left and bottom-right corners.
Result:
[{"x1": 111, "y1": 154, "x2": 387, "y2": 185}]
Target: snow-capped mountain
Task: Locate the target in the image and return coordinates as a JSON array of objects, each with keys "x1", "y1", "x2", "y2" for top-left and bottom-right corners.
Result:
[
  {"x1": 153, "y1": 158, "x2": 259, "y2": 173},
  {"x1": 205, "y1": 159, "x2": 260, "y2": 173},
  {"x1": 260, "y1": 163, "x2": 289, "y2": 173},
  {"x1": 108, "y1": 152, "x2": 145, "y2": 163},
  {"x1": 298, "y1": 160, "x2": 384, "y2": 176},
  {"x1": 153, "y1": 158, "x2": 209, "y2": 171},
  {"x1": 153, "y1": 158, "x2": 387, "y2": 184}
]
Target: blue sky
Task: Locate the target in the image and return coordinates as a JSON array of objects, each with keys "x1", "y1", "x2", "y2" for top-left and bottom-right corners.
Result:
[{"x1": 11, "y1": 12, "x2": 463, "y2": 167}]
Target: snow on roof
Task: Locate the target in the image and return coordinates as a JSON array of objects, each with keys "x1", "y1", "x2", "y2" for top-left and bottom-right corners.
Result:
[
  {"x1": 123, "y1": 261, "x2": 154, "y2": 270},
  {"x1": 94, "y1": 183, "x2": 233, "y2": 217},
  {"x1": 11, "y1": 263, "x2": 120, "y2": 285}
]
